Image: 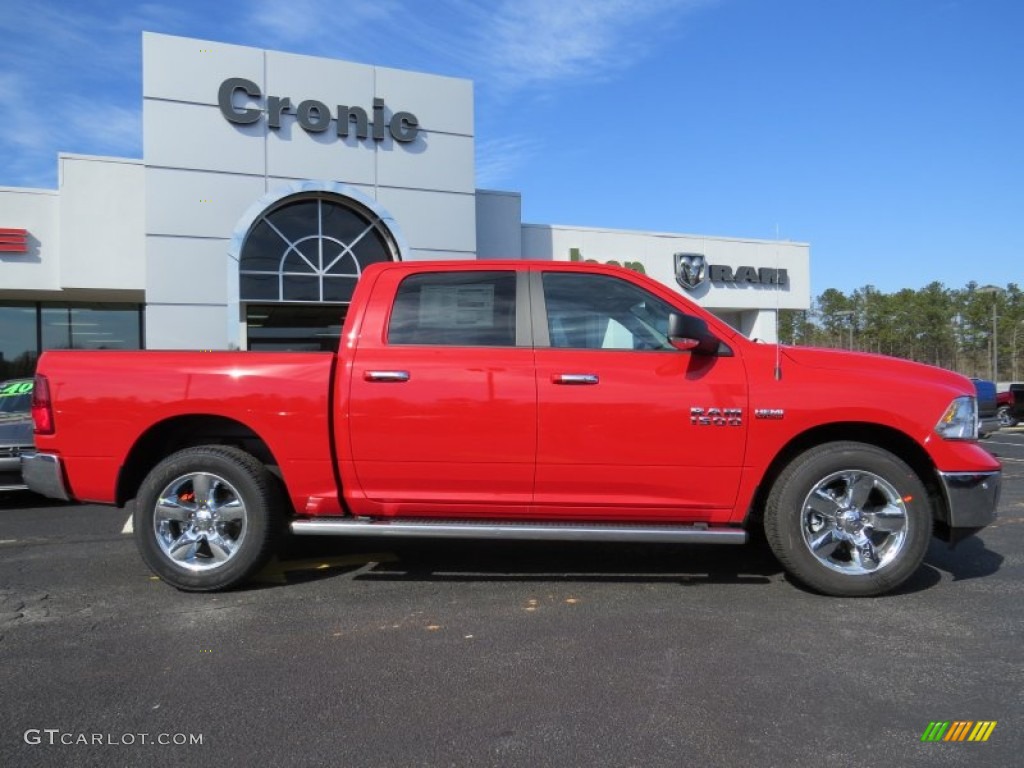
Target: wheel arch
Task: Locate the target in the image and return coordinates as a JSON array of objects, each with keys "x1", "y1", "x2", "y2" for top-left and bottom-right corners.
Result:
[
  {"x1": 748, "y1": 422, "x2": 946, "y2": 530},
  {"x1": 116, "y1": 415, "x2": 280, "y2": 507}
]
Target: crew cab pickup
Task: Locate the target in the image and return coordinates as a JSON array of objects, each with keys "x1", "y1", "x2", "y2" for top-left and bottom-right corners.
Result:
[{"x1": 23, "y1": 261, "x2": 1001, "y2": 596}]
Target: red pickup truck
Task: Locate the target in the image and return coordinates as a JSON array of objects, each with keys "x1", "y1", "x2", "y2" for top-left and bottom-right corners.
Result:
[
  {"x1": 23, "y1": 260, "x2": 1000, "y2": 596},
  {"x1": 998, "y1": 389, "x2": 1020, "y2": 427}
]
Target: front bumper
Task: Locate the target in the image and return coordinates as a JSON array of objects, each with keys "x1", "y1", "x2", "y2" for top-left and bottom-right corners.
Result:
[
  {"x1": 21, "y1": 452, "x2": 71, "y2": 501},
  {"x1": 937, "y1": 470, "x2": 1000, "y2": 529}
]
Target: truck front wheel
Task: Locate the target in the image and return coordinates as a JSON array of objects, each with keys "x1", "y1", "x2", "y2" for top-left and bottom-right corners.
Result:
[
  {"x1": 764, "y1": 442, "x2": 932, "y2": 597},
  {"x1": 134, "y1": 446, "x2": 283, "y2": 591}
]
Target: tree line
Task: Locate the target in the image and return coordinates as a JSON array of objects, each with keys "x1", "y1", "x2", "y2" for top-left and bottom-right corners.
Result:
[{"x1": 779, "y1": 282, "x2": 1023, "y2": 383}]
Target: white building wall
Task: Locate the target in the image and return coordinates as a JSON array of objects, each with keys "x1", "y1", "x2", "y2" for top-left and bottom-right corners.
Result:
[
  {"x1": 0, "y1": 188, "x2": 60, "y2": 293},
  {"x1": 142, "y1": 32, "x2": 477, "y2": 349},
  {"x1": 58, "y1": 155, "x2": 145, "y2": 291},
  {"x1": 744, "y1": 309, "x2": 782, "y2": 342},
  {"x1": 475, "y1": 190, "x2": 523, "y2": 259}
]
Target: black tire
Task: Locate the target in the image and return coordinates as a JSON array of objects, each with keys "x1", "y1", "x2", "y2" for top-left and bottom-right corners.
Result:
[
  {"x1": 997, "y1": 405, "x2": 1018, "y2": 428},
  {"x1": 134, "y1": 445, "x2": 283, "y2": 591},
  {"x1": 764, "y1": 441, "x2": 932, "y2": 597}
]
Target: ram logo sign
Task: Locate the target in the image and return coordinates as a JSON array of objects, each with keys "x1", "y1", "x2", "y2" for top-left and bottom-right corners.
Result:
[
  {"x1": 674, "y1": 253, "x2": 706, "y2": 290},
  {"x1": 673, "y1": 252, "x2": 788, "y2": 292}
]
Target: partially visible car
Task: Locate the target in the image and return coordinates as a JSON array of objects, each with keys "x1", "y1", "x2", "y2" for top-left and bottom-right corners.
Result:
[
  {"x1": 971, "y1": 378, "x2": 999, "y2": 438},
  {"x1": 997, "y1": 390, "x2": 1018, "y2": 427},
  {"x1": 0, "y1": 378, "x2": 35, "y2": 491}
]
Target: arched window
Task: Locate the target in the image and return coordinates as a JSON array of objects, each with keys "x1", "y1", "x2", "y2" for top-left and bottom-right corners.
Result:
[{"x1": 239, "y1": 194, "x2": 398, "y2": 303}]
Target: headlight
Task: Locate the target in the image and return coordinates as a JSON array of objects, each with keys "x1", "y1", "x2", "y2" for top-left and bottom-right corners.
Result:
[{"x1": 935, "y1": 396, "x2": 978, "y2": 440}]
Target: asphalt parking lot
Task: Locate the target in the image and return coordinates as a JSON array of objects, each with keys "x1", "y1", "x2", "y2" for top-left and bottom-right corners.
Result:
[{"x1": 1, "y1": 432, "x2": 1022, "y2": 768}]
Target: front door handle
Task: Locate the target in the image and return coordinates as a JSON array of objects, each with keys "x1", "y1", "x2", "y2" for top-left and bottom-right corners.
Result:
[
  {"x1": 552, "y1": 373, "x2": 599, "y2": 385},
  {"x1": 364, "y1": 370, "x2": 411, "y2": 383}
]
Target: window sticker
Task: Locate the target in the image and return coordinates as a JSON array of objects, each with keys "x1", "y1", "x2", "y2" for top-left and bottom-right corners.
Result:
[
  {"x1": 418, "y1": 285, "x2": 495, "y2": 329},
  {"x1": 0, "y1": 381, "x2": 33, "y2": 397}
]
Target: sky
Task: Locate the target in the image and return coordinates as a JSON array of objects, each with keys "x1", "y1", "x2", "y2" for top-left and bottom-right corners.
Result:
[{"x1": 0, "y1": 0, "x2": 1020, "y2": 298}]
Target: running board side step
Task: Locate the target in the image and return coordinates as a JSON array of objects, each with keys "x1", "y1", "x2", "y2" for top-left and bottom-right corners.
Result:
[{"x1": 290, "y1": 519, "x2": 747, "y2": 545}]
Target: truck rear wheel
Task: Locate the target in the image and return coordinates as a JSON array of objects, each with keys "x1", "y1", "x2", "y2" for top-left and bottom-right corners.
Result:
[
  {"x1": 134, "y1": 445, "x2": 283, "y2": 591},
  {"x1": 764, "y1": 442, "x2": 931, "y2": 597}
]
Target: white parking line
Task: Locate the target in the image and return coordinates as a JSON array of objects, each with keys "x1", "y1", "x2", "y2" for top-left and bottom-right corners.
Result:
[{"x1": 121, "y1": 515, "x2": 133, "y2": 534}]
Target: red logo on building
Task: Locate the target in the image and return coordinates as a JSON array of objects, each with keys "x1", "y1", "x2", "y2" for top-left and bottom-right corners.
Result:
[{"x1": 0, "y1": 228, "x2": 28, "y2": 253}]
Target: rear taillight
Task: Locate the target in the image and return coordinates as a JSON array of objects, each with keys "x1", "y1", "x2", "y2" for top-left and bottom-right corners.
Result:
[{"x1": 32, "y1": 374, "x2": 55, "y2": 435}]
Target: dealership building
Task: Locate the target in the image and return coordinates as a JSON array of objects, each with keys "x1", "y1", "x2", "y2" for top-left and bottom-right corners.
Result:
[{"x1": 0, "y1": 32, "x2": 809, "y2": 378}]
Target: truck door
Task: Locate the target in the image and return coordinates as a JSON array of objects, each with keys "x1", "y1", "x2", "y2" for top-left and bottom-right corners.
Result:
[
  {"x1": 532, "y1": 269, "x2": 748, "y2": 521},
  {"x1": 345, "y1": 268, "x2": 536, "y2": 516}
]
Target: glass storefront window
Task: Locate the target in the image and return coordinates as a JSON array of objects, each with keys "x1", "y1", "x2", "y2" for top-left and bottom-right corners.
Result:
[
  {"x1": 0, "y1": 302, "x2": 143, "y2": 378},
  {"x1": 0, "y1": 304, "x2": 38, "y2": 380},
  {"x1": 40, "y1": 306, "x2": 72, "y2": 351},
  {"x1": 245, "y1": 304, "x2": 346, "y2": 352},
  {"x1": 40, "y1": 304, "x2": 142, "y2": 351}
]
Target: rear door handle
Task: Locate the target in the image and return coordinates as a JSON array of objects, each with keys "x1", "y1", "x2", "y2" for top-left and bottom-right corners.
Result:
[
  {"x1": 551, "y1": 373, "x2": 599, "y2": 385},
  {"x1": 364, "y1": 370, "x2": 411, "y2": 383}
]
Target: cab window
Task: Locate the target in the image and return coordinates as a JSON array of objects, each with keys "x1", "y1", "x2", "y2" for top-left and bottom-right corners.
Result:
[
  {"x1": 388, "y1": 271, "x2": 517, "y2": 347},
  {"x1": 542, "y1": 272, "x2": 675, "y2": 350}
]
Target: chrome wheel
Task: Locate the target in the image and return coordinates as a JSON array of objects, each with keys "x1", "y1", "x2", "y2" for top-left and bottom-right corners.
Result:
[
  {"x1": 800, "y1": 470, "x2": 909, "y2": 576},
  {"x1": 152, "y1": 472, "x2": 248, "y2": 572},
  {"x1": 997, "y1": 405, "x2": 1017, "y2": 428}
]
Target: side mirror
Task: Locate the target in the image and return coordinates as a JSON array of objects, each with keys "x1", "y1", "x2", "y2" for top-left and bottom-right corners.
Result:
[{"x1": 667, "y1": 313, "x2": 719, "y2": 354}]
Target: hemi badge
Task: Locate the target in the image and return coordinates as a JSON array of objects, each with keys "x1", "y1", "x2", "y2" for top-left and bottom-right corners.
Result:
[{"x1": 755, "y1": 409, "x2": 785, "y2": 420}]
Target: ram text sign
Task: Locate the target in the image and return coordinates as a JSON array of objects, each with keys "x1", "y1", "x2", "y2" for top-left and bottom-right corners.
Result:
[{"x1": 674, "y1": 252, "x2": 787, "y2": 291}]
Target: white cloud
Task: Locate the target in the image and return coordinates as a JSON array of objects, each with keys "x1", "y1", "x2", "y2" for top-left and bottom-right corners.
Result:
[
  {"x1": 469, "y1": 0, "x2": 709, "y2": 91},
  {"x1": 238, "y1": 0, "x2": 712, "y2": 93},
  {"x1": 65, "y1": 100, "x2": 142, "y2": 155},
  {"x1": 0, "y1": 72, "x2": 57, "y2": 154},
  {"x1": 0, "y1": 2, "x2": 156, "y2": 185},
  {"x1": 245, "y1": 0, "x2": 405, "y2": 47},
  {"x1": 0, "y1": 72, "x2": 24, "y2": 104},
  {"x1": 476, "y1": 135, "x2": 544, "y2": 187}
]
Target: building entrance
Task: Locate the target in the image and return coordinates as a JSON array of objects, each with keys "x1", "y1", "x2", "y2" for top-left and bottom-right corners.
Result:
[{"x1": 244, "y1": 304, "x2": 348, "y2": 352}]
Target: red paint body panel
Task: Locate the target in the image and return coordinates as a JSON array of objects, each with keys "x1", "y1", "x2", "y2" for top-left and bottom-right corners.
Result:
[
  {"x1": 32, "y1": 351, "x2": 339, "y2": 513},
  {"x1": 337, "y1": 264, "x2": 536, "y2": 517},
  {"x1": 347, "y1": 343, "x2": 537, "y2": 509},
  {"x1": 533, "y1": 347, "x2": 746, "y2": 519},
  {"x1": 32, "y1": 260, "x2": 999, "y2": 526}
]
